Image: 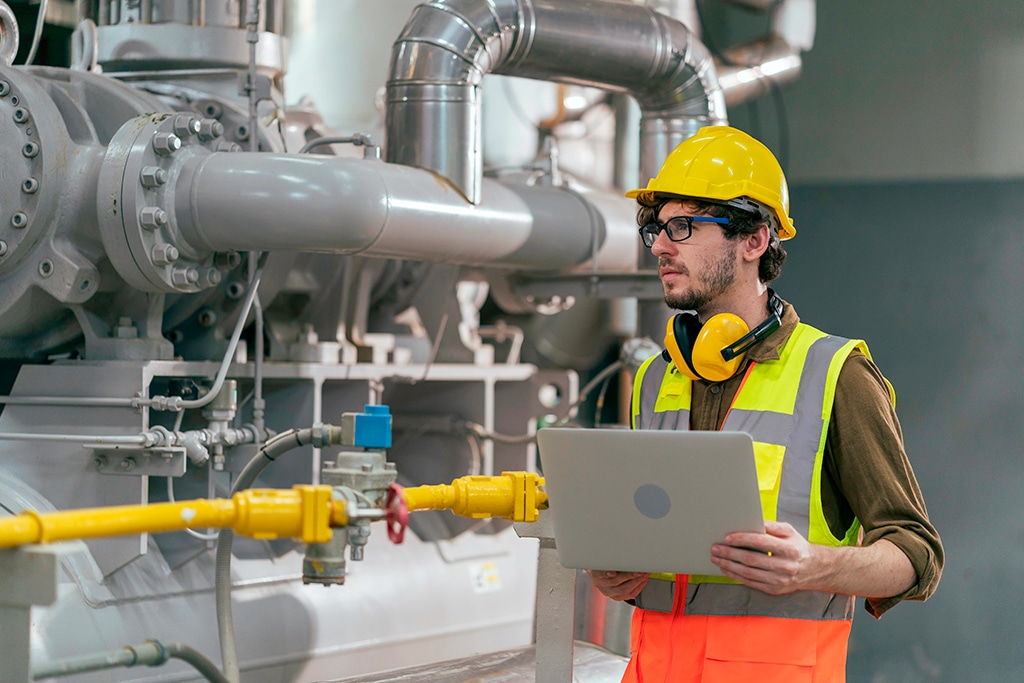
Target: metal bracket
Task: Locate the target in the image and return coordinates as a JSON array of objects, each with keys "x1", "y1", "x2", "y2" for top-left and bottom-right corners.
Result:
[
  {"x1": 87, "y1": 444, "x2": 186, "y2": 477},
  {"x1": 238, "y1": 72, "x2": 272, "y2": 101}
]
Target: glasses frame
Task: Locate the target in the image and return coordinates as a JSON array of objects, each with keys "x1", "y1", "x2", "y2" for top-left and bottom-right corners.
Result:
[{"x1": 638, "y1": 215, "x2": 731, "y2": 248}]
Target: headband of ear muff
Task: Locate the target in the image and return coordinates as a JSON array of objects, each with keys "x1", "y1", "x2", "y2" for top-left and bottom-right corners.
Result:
[{"x1": 662, "y1": 290, "x2": 783, "y2": 382}]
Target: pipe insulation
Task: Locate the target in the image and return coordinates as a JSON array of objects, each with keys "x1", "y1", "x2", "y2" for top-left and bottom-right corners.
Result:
[
  {"x1": 386, "y1": 0, "x2": 728, "y2": 203},
  {"x1": 174, "y1": 152, "x2": 639, "y2": 272}
]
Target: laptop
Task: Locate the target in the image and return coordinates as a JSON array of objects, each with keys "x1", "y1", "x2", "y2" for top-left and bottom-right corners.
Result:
[{"x1": 536, "y1": 428, "x2": 764, "y2": 576}]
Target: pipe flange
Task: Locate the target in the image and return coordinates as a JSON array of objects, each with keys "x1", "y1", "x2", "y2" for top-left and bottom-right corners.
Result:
[
  {"x1": 0, "y1": 69, "x2": 46, "y2": 279},
  {"x1": 0, "y1": 3, "x2": 18, "y2": 67},
  {"x1": 97, "y1": 112, "x2": 237, "y2": 293}
]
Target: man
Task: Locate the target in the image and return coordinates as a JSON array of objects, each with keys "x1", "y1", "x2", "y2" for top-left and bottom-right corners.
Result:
[{"x1": 588, "y1": 126, "x2": 943, "y2": 682}]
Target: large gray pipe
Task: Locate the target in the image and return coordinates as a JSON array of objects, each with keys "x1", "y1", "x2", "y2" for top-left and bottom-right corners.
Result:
[
  {"x1": 386, "y1": 0, "x2": 728, "y2": 204},
  {"x1": 175, "y1": 152, "x2": 638, "y2": 273}
]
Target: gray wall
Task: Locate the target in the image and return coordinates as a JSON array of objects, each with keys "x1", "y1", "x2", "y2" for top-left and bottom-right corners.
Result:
[
  {"x1": 756, "y1": 3, "x2": 1024, "y2": 680},
  {"x1": 726, "y1": 0, "x2": 1024, "y2": 183},
  {"x1": 781, "y1": 179, "x2": 1024, "y2": 681}
]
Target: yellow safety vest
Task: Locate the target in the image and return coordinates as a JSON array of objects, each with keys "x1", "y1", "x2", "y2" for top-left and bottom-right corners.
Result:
[{"x1": 623, "y1": 322, "x2": 894, "y2": 683}]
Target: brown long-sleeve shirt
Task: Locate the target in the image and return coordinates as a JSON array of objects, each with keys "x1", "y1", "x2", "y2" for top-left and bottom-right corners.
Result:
[{"x1": 686, "y1": 301, "x2": 943, "y2": 617}]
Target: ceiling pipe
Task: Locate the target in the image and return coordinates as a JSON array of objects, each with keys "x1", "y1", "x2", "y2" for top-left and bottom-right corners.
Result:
[
  {"x1": 715, "y1": 36, "x2": 803, "y2": 107},
  {"x1": 714, "y1": 0, "x2": 815, "y2": 106},
  {"x1": 385, "y1": 0, "x2": 728, "y2": 205}
]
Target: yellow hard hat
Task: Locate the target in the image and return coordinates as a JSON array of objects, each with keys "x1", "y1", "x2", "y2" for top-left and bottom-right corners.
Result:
[{"x1": 625, "y1": 126, "x2": 795, "y2": 240}]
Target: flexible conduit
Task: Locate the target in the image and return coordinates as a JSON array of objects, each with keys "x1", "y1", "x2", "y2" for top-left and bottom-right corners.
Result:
[
  {"x1": 32, "y1": 640, "x2": 228, "y2": 682},
  {"x1": 215, "y1": 426, "x2": 343, "y2": 683}
]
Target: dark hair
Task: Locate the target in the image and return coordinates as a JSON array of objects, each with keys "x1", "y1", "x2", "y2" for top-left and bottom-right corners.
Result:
[{"x1": 636, "y1": 195, "x2": 787, "y2": 282}]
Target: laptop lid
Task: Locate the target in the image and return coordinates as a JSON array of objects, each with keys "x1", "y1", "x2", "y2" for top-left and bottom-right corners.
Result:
[{"x1": 536, "y1": 428, "x2": 765, "y2": 576}]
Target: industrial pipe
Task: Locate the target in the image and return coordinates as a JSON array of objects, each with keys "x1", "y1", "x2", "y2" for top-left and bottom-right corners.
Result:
[
  {"x1": 174, "y1": 151, "x2": 638, "y2": 273},
  {"x1": 0, "y1": 485, "x2": 342, "y2": 549},
  {"x1": 402, "y1": 471, "x2": 547, "y2": 523},
  {"x1": 387, "y1": 0, "x2": 727, "y2": 202}
]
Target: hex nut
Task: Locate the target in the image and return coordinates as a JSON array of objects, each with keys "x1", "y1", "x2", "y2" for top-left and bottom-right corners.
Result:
[
  {"x1": 152, "y1": 132, "x2": 182, "y2": 156},
  {"x1": 197, "y1": 119, "x2": 225, "y2": 141},
  {"x1": 11, "y1": 212, "x2": 28, "y2": 229},
  {"x1": 140, "y1": 207, "x2": 169, "y2": 230},
  {"x1": 200, "y1": 269, "x2": 223, "y2": 288},
  {"x1": 173, "y1": 114, "x2": 201, "y2": 137},
  {"x1": 21, "y1": 178, "x2": 38, "y2": 194},
  {"x1": 151, "y1": 244, "x2": 179, "y2": 265},
  {"x1": 140, "y1": 166, "x2": 168, "y2": 188},
  {"x1": 171, "y1": 267, "x2": 199, "y2": 286}
]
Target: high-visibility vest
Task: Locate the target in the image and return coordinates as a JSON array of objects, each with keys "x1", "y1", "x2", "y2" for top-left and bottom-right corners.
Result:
[{"x1": 623, "y1": 322, "x2": 892, "y2": 683}]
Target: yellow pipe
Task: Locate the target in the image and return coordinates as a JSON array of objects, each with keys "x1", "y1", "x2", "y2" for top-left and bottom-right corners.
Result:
[
  {"x1": 0, "y1": 485, "x2": 341, "y2": 549},
  {"x1": 402, "y1": 471, "x2": 547, "y2": 523}
]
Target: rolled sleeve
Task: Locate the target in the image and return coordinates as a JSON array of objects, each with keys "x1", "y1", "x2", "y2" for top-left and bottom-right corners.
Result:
[{"x1": 826, "y1": 353, "x2": 944, "y2": 618}]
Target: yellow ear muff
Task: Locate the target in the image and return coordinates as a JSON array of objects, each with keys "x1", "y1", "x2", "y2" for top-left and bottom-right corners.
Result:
[
  {"x1": 691, "y1": 313, "x2": 749, "y2": 382},
  {"x1": 665, "y1": 312, "x2": 751, "y2": 382},
  {"x1": 664, "y1": 315, "x2": 700, "y2": 380}
]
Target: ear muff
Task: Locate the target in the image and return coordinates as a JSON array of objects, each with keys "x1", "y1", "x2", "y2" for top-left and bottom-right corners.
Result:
[
  {"x1": 665, "y1": 313, "x2": 749, "y2": 382},
  {"x1": 663, "y1": 291, "x2": 784, "y2": 382}
]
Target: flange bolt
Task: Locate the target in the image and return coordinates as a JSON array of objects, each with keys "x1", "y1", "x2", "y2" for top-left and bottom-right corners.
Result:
[
  {"x1": 11, "y1": 212, "x2": 28, "y2": 229},
  {"x1": 171, "y1": 267, "x2": 200, "y2": 286},
  {"x1": 173, "y1": 114, "x2": 201, "y2": 138},
  {"x1": 151, "y1": 244, "x2": 179, "y2": 266},
  {"x1": 152, "y1": 132, "x2": 182, "y2": 156},
  {"x1": 22, "y1": 178, "x2": 38, "y2": 194},
  {"x1": 140, "y1": 207, "x2": 169, "y2": 230},
  {"x1": 198, "y1": 119, "x2": 224, "y2": 141},
  {"x1": 141, "y1": 166, "x2": 168, "y2": 188},
  {"x1": 22, "y1": 141, "x2": 39, "y2": 158}
]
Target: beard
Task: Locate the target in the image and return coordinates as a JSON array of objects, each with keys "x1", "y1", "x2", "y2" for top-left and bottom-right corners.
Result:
[{"x1": 662, "y1": 243, "x2": 738, "y2": 311}]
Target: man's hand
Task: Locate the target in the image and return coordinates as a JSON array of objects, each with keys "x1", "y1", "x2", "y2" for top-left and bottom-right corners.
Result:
[
  {"x1": 586, "y1": 570, "x2": 651, "y2": 601},
  {"x1": 710, "y1": 520, "x2": 815, "y2": 594},
  {"x1": 711, "y1": 520, "x2": 917, "y2": 599}
]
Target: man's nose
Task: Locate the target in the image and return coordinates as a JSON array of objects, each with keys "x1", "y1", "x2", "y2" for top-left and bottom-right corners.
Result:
[{"x1": 650, "y1": 228, "x2": 675, "y2": 257}]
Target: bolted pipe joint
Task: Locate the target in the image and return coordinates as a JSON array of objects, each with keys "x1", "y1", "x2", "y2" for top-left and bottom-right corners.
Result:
[{"x1": 152, "y1": 132, "x2": 182, "y2": 155}]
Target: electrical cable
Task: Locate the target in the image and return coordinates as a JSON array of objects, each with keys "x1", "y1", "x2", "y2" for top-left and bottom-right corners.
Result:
[
  {"x1": 298, "y1": 134, "x2": 376, "y2": 155},
  {"x1": 22, "y1": 0, "x2": 46, "y2": 65},
  {"x1": 215, "y1": 426, "x2": 339, "y2": 683},
  {"x1": 1, "y1": 258, "x2": 267, "y2": 412},
  {"x1": 463, "y1": 359, "x2": 627, "y2": 444},
  {"x1": 165, "y1": 473, "x2": 221, "y2": 542},
  {"x1": 171, "y1": 255, "x2": 266, "y2": 412}
]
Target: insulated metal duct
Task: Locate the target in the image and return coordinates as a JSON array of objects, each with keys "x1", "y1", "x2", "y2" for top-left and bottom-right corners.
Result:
[
  {"x1": 386, "y1": 0, "x2": 728, "y2": 204},
  {"x1": 716, "y1": 36, "x2": 804, "y2": 107}
]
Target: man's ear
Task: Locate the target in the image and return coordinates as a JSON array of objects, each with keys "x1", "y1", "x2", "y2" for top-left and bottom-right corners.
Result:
[{"x1": 741, "y1": 223, "x2": 772, "y2": 263}]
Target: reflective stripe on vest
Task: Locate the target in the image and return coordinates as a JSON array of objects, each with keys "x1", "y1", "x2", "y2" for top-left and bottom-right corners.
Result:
[{"x1": 623, "y1": 323, "x2": 887, "y2": 682}]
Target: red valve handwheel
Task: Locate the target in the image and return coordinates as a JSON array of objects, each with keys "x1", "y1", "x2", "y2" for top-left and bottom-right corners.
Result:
[{"x1": 385, "y1": 483, "x2": 408, "y2": 544}]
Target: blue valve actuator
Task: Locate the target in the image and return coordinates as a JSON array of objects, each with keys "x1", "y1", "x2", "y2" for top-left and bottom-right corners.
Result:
[{"x1": 353, "y1": 404, "x2": 392, "y2": 448}]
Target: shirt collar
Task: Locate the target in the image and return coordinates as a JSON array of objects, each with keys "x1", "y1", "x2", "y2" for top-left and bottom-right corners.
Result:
[{"x1": 744, "y1": 298, "x2": 799, "y2": 363}]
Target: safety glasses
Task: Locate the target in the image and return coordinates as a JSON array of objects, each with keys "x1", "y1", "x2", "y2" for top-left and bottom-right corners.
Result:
[{"x1": 638, "y1": 215, "x2": 730, "y2": 248}]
